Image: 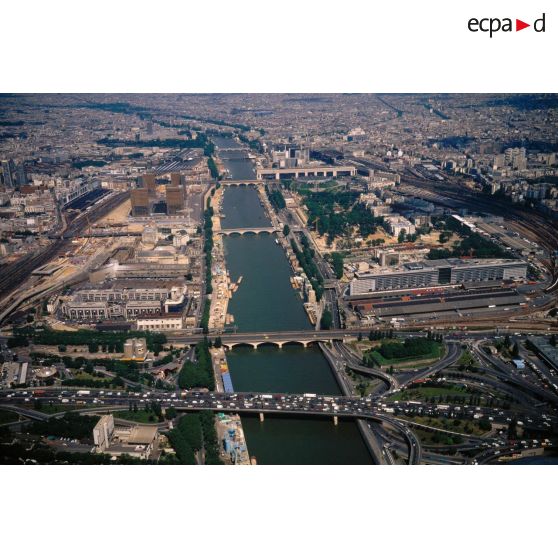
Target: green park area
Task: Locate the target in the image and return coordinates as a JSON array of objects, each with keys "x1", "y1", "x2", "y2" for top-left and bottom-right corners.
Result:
[
  {"x1": 406, "y1": 416, "x2": 493, "y2": 439},
  {"x1": 364, "y1": 337, "x2": 443, "y2": 368},
  {"x1": 164, "y1": 411, "x2": 222, "y2": 465},
  {"x1": 387, "y1": 384, "x2": 472, "y2": 403},
  {"x1": 10, "y1": 327, "x2": 166, "y2": 353},
  {"x1": 178, "y1": 341, "x2": 215, "y2": 391}
]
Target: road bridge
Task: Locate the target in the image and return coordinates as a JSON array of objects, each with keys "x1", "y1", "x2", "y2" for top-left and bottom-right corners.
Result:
[
  {"x1": 332, "y1": 341, "x2": 400, "y2": 390},
  {"x1": 168, "y1": 329, "x2": 366, "y2": 349},
  {"x1": 1, "y1": 391, "x2": 423, "y2": 464},
  {"x1": 219, "y1": 180, "x2": 264, "y2": 187},
  {"x1": 217, "y1": 226, "x2": 279, "y2": 236}
]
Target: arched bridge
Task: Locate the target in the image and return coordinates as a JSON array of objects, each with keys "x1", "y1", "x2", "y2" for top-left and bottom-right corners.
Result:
[
  {"x1": 169, "y1": 329, "x2": 364, "y2": 349},
  {"x1": 217, "y1": 226, "x2": 279, "y2": 236},
  {"x1": 219, "y1": 180, "x2": 264, "y2": 187}
]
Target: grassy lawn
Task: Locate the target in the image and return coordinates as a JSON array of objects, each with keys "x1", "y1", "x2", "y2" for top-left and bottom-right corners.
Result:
[
  {"x1": 387, "y1": 385, "x2": 471, "y2": 402},
  {"x1": 114, "y1": 410, "x2": 161, "y2": 423},
  {"x1": 403, "y1": 416, "x2": 490, "y2": 437},
  {"x1": 0, "y1": 410, "x2": 20, "y2": 424}
]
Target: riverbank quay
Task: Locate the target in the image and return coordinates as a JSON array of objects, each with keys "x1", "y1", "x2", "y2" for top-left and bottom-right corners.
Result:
[{"x1": 209, "y1": 344, "x2": 252, "y2": 464}]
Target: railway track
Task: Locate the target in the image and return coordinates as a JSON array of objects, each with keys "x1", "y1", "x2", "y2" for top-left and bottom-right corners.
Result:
[{"x1": 0, "y1": 192, "x2": 129, "y2": 302}]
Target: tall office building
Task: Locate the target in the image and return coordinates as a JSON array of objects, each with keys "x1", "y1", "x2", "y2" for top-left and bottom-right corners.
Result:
[
  {"x1": 1, "y1": 160, "x2": 15, "y2": 188},
  {"x1": 93, "y1": 415, "x2": 114, "y2": 452},
  {"x1": 170, "y1": 173, "x2": 181, "y2": 187},
  {"x1": 131, "y1": 188, "x2": 150, "y2": 216},
  {"x1": 15, "y1": 162, "x2": 27, "y2": 187},
  {"x1": 139, "y1": 173, "x2": 157, "y2": 197},
  {"x1": 166, "y1": 185, "x2": 185, "y2": 215}
]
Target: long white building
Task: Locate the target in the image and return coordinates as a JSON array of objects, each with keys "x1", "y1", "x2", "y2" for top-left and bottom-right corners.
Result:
[{"x1": 349, "y1": 258, "x2": 528, "y2": 295}]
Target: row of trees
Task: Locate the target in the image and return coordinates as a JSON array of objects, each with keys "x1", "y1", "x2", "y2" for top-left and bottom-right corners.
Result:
[
  {"x1": 199, "y1": 410, "x2": 222, "y2": 464},
  {"x1": 178, "y1": 341, "x2": 215, "y2": 390},
  {"x1": 266, "y1": 186, "x2": 286, "y2": 210},
  {"x1": 291, "y1": 235, "x2": 323, "y2": 301},
  {"x1": 167, "y1": 412, "x2": 222, "y2": 465},
  {"x1": 330, "y1": 252, "x2": 344, "y2": 279},
  {"x1": 207, "y1": 156, "x2": 220, "y2": 179},
  {"x1": 200, "y1": 197, "x2": 214, "y2": 336},
  {"x1": 365, "y1": 329, "x2": 395, "y2": 341},
  {"x1": 15, "y1": 327, "x2": 166, "y2": 353}
]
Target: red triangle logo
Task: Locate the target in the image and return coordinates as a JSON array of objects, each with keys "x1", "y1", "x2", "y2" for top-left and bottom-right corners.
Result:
[{"x1": 516, "y1": 19, "x2": 530, "y2": 31}]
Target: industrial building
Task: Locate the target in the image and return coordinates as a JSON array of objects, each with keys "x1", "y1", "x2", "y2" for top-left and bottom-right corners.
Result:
[
  {"x1": 90, "y1": 261, "x2": 192, "y2": 281},
  {"x1": 349, "y1": 258, "x2": 527, "y2": 295},
  {"x1": 0, "y1": 362, "x2": 29, "y2": 388},
  {"x1": 350, "y1": 287, "x2": 526, "y2": 318},
  {"x1": 529, "y1": 337, "x2": 558, "y2": 371},
  {"x1": 61, "y1": 285, "x2": 188, "y2": 323}
]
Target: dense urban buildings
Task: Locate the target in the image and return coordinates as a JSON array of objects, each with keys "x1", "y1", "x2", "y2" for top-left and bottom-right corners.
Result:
[{"x1": 0, "y1": 94, "x2": 557, "y2": 467}]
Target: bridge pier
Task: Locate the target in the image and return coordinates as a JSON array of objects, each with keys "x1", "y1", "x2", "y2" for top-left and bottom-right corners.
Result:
[{"x1": 259, "y1": 412, "x2": 265, "y2": 422}]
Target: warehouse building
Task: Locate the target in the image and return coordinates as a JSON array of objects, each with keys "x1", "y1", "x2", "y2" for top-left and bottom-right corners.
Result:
[
  {"x1": 349, "y1": 258, "x2": 527, "y2": 295},
  {"x1": 529, "y1": 337, "x2": 558, "y2": 371}
]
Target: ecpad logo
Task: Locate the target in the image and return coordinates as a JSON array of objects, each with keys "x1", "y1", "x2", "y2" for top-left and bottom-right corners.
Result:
[{"x1": 468, "y1": 13, "x2": 546, "y2": 37}]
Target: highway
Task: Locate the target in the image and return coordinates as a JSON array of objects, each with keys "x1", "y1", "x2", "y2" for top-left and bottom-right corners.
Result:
[
  {"x1": 471, "y1": 343, "x2": 558, "y2": 406},
  {"x1": 319, "y1": 341, "x2": 389, "y2": 464},
  {"x1": 3, "y1": 379, "x2": 557, "y2": 464},
  {"x1": 332, "y1": 340, "x2": 399, "y2": 390},
  {"x1": 0, "y1": 389, "x2": 423, "y2": 464}
]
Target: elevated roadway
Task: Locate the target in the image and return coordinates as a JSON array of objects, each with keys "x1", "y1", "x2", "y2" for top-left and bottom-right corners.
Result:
[{"x1": 1, "y1": 391, "x2": 423, "y2": 464}]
